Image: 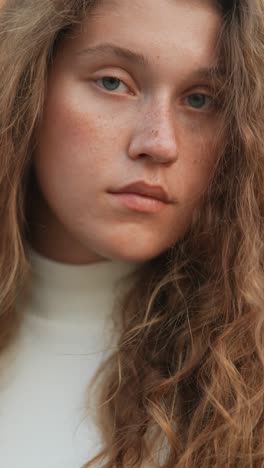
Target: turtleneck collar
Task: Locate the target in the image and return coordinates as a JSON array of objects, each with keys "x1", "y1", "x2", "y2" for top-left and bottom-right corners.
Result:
[{"x1": 19, "y1": 246, "x2": 140, "y2": 326}]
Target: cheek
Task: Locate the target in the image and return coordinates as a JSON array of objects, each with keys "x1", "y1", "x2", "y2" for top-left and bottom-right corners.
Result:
[
  {"x1": 176, "y1": 129, "x2": 218, "y2": 203},
  {"x1": 35, "y1": 92, "x2": 120, "y2": 187}
]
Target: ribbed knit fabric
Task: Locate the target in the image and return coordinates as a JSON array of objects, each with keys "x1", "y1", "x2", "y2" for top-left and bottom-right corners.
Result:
[{"x1": 0, "y1": 247, "x2": 139, "y2": 468}]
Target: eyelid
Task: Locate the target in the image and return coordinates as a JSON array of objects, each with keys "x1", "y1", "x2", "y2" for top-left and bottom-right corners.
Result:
[
  {"x1": 184, "y1": 84, "x2": 214, "y2": 95},
  {"x1": 185, "y1": 85, "x2": 215, "y2": 97}
]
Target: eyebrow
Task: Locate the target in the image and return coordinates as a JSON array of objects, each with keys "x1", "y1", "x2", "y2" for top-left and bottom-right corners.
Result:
[
  {"x1": 76, "y1": 42, "x2": 223, "y2": 83},
  {"x1": 76, "y1": 42, "x2": 149, "y2": 67}
]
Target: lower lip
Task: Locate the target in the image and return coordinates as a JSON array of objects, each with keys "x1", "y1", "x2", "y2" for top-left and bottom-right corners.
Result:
[{"x1": 109, "y1": 192, "x2": 168, "y2": 213}]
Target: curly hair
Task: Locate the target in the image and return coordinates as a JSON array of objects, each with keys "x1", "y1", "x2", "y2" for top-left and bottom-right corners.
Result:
[{"x1": 0, "y1": 0, "x2": 264, "y2": 466}]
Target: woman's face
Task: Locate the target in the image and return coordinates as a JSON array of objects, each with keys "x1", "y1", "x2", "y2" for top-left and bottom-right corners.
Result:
[{"x1": 30, "y1": 0, "x2": 222, "y2": 264}]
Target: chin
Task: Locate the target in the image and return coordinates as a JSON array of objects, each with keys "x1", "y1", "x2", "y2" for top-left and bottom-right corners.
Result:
[
  {"x1": 88, "y1": 231, "x2": 172, "y2": 264},
  {"x1": 101, "y1": 244, "x2": 166, "y2": 264}
]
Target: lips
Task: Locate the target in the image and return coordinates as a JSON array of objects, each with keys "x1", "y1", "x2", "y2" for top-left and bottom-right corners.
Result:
[{"x1": 109, "y1": 181, "x2": 171, "y2": 204}]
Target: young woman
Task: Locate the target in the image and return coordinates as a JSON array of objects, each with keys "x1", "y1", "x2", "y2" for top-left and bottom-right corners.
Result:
[{"x1": 0, "y1": 0, "x2": 263, "y2": 466}]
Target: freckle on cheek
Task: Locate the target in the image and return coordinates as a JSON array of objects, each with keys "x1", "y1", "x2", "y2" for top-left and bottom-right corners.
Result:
[{"x1": 60, "y1": 109, "x2": 94, "y2": 140}]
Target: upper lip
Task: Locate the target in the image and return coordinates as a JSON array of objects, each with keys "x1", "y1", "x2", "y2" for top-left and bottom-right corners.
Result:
[{"x1": 110, "y1": 181, "x2": 172, "y2": 204}]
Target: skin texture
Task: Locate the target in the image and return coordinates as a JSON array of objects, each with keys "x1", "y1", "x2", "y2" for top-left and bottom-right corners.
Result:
[{"x1": 29, "y1": 0, "x2": 222, "y2": 264}]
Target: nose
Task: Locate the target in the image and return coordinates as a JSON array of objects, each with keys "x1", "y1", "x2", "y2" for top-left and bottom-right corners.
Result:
[{"x1": 127, "y1": 100, "x2": 179, "y2": 165}]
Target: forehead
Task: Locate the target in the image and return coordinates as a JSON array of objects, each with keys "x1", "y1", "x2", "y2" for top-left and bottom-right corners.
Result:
[{"x1": 63, "y1": 0, "x2": 221, "y2": 77}]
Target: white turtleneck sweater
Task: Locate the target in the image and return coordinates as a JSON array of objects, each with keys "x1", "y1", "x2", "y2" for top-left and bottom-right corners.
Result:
[{"x1": 0, "y1": 248, "x2": 139, "y2": 468}]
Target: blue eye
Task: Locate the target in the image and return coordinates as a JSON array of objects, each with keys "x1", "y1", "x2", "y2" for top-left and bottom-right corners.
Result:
[
  {"x1": 96, "y1": 76, "x2": 128, "y2": 93},
  {"x1": 186, "y1": 94, "x2": 213, "y2": 110}
]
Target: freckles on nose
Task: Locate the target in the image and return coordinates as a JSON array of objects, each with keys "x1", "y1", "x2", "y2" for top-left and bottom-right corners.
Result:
[{"x1": 151, "y1": 130, "x2": 159, "y2": 137}]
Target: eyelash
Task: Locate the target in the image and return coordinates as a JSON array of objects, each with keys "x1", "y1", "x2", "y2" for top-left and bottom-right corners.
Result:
[{"x1": 94, "y1": 76, "x2": 215, "y2": 111}]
